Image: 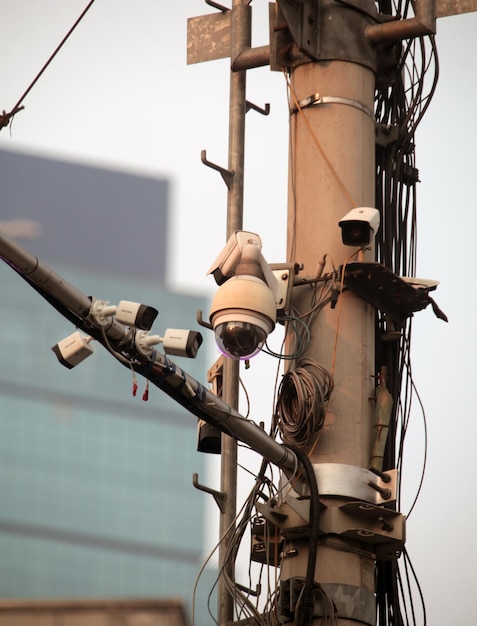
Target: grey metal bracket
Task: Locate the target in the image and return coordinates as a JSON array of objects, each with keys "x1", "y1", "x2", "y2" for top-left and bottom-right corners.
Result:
[
  {"x1": 256, "y1": 496, "x2": 405, "y2": 561},
  {"x1": 320, "y1": 501, "x2": 406, "y2": 560},
  {"x1": 192, "y1": 473, "x2": 227, "y2": 513},
  {"x1": 276, "y1": 0, "x2": 377, "y2": 72},
  {"x1": 201, "y1": 150, "x2": 234, "y2": 189},
  {"x1": 276, "y1": 0, "x2": 319, "y2": 60}
]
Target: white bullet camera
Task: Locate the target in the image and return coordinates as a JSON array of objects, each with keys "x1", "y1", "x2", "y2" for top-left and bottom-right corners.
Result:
[
  {"x1": 92, "y1": 300, "x2": 158, "y2": 331},
  {"x1": 52, "y1": 331, "x2": 94, "y2": 369},
  {"x1": 162, "y1": 328, "x2": 203, "y2": 358},
  {"x1": 339, "y1": 207, "x2": 380, "y2": 247},
  {"x1": 135, "y1": 328, "x2": 203, "y2": 358},
  {"x1": 208, "y1": 232, "x2": 287, "y2": 360},
  {"x1": 115, "y1": 300, "x2": 158, "y2": 330}
]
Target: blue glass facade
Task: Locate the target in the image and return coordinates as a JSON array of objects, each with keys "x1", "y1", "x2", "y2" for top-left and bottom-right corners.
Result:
[{"x1": 0, "y1": 151, "x2": 216, "y2": 626}]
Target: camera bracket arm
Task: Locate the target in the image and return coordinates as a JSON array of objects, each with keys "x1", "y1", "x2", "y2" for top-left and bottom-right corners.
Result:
[{"x1": 0, "y1": 229, "x2": 298, "y2": 475}]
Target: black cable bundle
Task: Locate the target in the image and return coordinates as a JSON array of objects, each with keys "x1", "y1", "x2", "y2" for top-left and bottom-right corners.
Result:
[
  {"x1": 275, "y1": 359, "x2": 333, "y2": 450},
  {"x1": 373, "y1": 1, "x2": 438, "y2": 623}
]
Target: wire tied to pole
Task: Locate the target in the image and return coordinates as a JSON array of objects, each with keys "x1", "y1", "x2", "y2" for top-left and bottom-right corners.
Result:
[
  {"x1": 0, "y1": 106, "x2": 25, "y2": 130},
  {"x1": 0, "y1": 0, "x2": 97, "y2": 131}
]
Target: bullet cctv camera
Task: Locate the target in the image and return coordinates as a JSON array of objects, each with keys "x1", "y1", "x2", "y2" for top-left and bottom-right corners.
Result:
[
  {"x1": 52, "y1": 331, "x2": 94, "y2": 369},
  {"x1": 162, "y1": 328, "x2": 203, "y2": 358},
  {"x1": 135, "y1": 329, "x2": 203, "y2": 358},
  {"x1": 339, "y1": 207, "x2": 380, "y2": 247},
  {"x1": 115, "y1": 300, "x2": 158, "y2": 331},
  {"x1": 91, "y1": 300, "x2": 158, "y2": 331}
]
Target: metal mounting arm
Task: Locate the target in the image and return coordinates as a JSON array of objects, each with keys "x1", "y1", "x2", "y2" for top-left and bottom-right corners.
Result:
[{"x1": 0, "y1": 229, "x2": 297, "y2": 475}]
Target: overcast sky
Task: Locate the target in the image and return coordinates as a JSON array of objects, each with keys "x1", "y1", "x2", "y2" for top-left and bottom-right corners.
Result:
[{"x1": 1, "y1": 2, "x2": 477, "y2": 623}]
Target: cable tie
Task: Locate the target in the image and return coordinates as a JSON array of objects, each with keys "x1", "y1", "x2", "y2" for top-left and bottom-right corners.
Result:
[{"x1": 144, "y1": 350, "x2": 158, "y2": 373}]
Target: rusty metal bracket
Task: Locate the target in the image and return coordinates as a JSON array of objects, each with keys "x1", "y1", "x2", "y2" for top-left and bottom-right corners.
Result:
[
  {"x1": 366, "y1": 0, "x2": 436, "y2": 45},
  {"x1": 246, "y1": 100, "x2": 270, "y2": 116},
  {"x1": 200, "y1": 149, "x2": 234, "y2": 189},
  {"x1": 205, "y1": 0, "x2": 229, "y2": 13}
]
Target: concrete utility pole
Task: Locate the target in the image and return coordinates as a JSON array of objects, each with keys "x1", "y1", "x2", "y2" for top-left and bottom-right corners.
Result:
[
  {"x1": 282, "y1": 41, "x2": 378, "y2": 626},
  {"x1": 271, "y1": 2, "x2": 459, "y2": 621}
]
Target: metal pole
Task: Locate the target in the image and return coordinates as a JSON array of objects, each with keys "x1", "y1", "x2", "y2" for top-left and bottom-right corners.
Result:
[{"x1": 218, "y1": 2, "x2": 251, "y2": 623}]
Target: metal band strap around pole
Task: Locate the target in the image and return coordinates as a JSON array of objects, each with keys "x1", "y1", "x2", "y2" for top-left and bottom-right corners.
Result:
[{"x1": 290, "y1": 92, "x2": 375, "y2": 122}]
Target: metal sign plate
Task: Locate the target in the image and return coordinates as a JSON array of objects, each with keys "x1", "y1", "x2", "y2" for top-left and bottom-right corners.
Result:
[
  {"x1": 436, "y1": 0, "x2": 477, "y2": 16},
  {"x1": 187, "y1": 12, "x2": 231, "y2": 64}
]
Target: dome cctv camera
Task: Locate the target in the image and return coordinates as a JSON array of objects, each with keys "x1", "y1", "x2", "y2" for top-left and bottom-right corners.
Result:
[
  {"x1": 209, "y1": 274, "x2": 276, "y2": 360},
  {"x1": 209, "y1": 244, "x2": 277, "y2": 360},
  {"x1": 339, "y1": 207, "x2": 380, "y2": 247}
]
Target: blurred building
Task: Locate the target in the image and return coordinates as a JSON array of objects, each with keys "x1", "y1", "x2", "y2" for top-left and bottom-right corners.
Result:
[
  {"x1": 0, "y1": 598, "x2": 188, "y2": 626},
  {"x1": 0, "y1": 149, "x2": 216, "y2": 626}
]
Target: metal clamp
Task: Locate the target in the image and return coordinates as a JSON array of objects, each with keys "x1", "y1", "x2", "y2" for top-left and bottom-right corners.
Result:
[{"x1": 290, "y1": 92, "x2": 375, "y2": 122}]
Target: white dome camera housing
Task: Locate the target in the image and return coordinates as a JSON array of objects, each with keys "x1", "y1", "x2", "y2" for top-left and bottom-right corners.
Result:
[{"x1": 209, "y1": 274, "x2": 276, "y2": 360}]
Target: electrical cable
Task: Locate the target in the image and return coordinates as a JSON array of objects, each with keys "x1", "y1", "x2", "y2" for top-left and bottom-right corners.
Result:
[
  {"x1": 284, "y1": 445, "x2": 322, "y2": 626},
  {"x1": 373, "y1": 2, "x2": 439, "y2": 620},
  {"x1": 262, "y1": 313, "x2": 311, "y2": 360}
]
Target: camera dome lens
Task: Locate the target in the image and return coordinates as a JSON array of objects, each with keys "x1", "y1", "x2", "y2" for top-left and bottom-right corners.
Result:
[
  {"x1": 209, "y1": 273, "x2": 277, "y2": 361},
  {"x1": 215, "y1": 321, "x2": 267, "y2": 360}
]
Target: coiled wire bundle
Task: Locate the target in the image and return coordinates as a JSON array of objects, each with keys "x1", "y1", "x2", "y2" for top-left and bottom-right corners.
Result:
[{"x1": 275, "y1": 358, "x2": 333, "y2": 450}]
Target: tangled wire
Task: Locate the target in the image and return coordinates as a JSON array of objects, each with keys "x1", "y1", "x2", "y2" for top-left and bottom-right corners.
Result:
[{"x1": 275, "y1": 358, "x2": 334, "y2": 450}]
